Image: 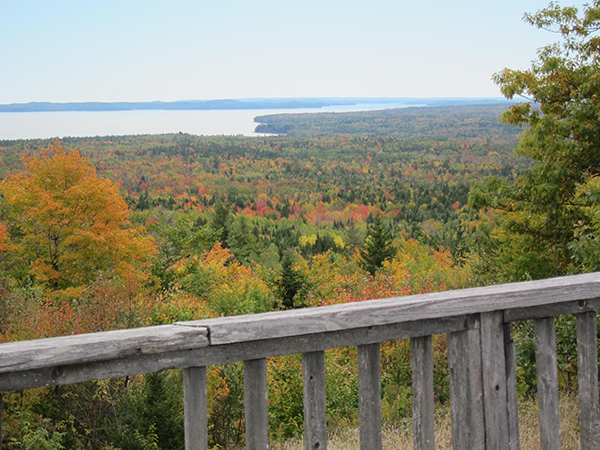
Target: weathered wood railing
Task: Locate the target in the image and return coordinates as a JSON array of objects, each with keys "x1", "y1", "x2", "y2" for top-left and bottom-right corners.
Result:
[{"x1": 1, "y1": 272, "x2": 600, "y2": 449}]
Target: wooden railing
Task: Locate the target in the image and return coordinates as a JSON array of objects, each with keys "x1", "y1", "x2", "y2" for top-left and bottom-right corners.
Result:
[{"x1": 1, "y1": 272, "x2": 600, "y2": 449}]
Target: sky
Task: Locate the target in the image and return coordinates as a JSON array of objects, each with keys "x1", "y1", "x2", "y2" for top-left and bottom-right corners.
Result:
[{"x1": 0, "y1": 0, "x2": 584, "y2": 104}]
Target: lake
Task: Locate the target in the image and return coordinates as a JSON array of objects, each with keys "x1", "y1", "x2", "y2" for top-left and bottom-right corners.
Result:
[{"x1": 0, "y1": 102, "x2": 425, "y2": 140}]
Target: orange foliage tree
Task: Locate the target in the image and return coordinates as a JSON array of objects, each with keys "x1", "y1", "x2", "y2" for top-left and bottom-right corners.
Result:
[
  {"x1": 0, "y1": 140, "x2": 155, "y2": 297},
  {"x1": 0, "y1": 223, "x2": 8, "y2": 251}
]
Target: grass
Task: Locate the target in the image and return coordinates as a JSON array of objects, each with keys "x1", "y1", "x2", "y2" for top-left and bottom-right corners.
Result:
[{"x1": 271, "y1": 393, "x2": 583, "y2": 449}]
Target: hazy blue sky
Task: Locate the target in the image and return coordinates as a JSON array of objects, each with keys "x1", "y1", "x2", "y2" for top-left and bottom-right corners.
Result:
[{"x1": 0, "y1": 0, "x2": 583, "y2": 103}]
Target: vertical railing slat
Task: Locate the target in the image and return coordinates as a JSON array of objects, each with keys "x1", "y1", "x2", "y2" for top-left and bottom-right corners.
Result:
[
  {"x1": 303, "y1": 351, "x2": 327, "y2": 450},
  {"x1": 503, "y1": 323, "x2": 520, "y2": 450},
  {"x1": 480, "y1": 311, "x2": 510, "y2": 450},
  {"x1": 183, "y1": 366, "x2": 208, "y2": 450},
  {"x1": 1, "y1": 392, "x2": 3, "y2": 449},
  {"x1": 358, "y1": 343, "x2": 382, "y2": 450},
  {"x1": 244, "y1": 358, "x2": 269, "y2": 450},
  {"x1": 534, "y1": 317, "x2": 561, "y2": 450},
  {"x1": 577, "y1": 311, "x2": 600, "y2": 450},
  {"x1": 448, "y1": 328, "x2": 484, "y2": 450},
  {"x1": 411, "y1": 335, "x2": 434, "y2": 450}
]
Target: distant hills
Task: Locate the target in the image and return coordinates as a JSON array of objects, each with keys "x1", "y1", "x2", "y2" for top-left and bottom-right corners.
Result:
[{"x1": 0, "y1": 97, "x2": 511, "y2": 113}]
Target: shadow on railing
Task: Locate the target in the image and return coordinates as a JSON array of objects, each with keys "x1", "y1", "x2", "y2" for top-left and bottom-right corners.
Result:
[{"x1": 2, "y1": 273, "x2": 600, "y2": 449}]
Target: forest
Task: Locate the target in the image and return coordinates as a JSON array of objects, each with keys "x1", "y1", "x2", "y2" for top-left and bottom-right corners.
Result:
[
  {"x1": 0, "y1": 107, "x2": 528, "y2": 449},
  {"x1": 254, "y1": 103, "x2": 517, "y2": 138},
  {"x1": 2, "y1": 2, "x2": 600, "y2": 446}
]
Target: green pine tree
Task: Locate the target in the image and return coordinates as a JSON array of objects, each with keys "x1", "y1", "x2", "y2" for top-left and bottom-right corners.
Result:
[
  {"x1": 358, "y1": 215, "x2": 398, "y2": 276},
  {"x1": 227, "y1": 215, "x2": 259, "y2": 265},
  {"x1": 277, "y1": 251, "x2": 305, "y2": 309},
  {"x1": 212, "y1": 201, "x2": 231, "y2": 248}
]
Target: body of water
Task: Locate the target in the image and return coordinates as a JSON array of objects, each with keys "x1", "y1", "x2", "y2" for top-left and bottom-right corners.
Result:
[{"x1": 0, "y1": 102, "x2": 424, "y2": 140}]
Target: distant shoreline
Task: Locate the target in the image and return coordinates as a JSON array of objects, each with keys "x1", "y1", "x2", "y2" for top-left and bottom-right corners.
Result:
[{"x1": 0, "y1": 97, "x2": 511, "y2": 113}]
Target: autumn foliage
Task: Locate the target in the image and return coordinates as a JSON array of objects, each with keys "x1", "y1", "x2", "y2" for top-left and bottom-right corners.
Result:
[
  {"x1": 0, "y1": 132, "x2": 489, "y2": 448},
  {"x1": 0, "y1": 14, "x2": 595, "y2": 441},
  {"x1": 0, "y1": 107, "x2": 521, "y2": 449},
  {"x1": 0, "y1": 140, "x2": 155, "y2": 298}
]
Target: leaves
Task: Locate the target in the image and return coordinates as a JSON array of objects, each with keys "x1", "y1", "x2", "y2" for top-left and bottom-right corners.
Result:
[
  {"x1": 0, "y1": 108, "x2": 523, "y2": 447},
  {"x1": 474, "y1": 1, "x2": 600, "y2": 278},
  {"x1": 0, "y1": 140, "x2": 156, "y2": 296}
]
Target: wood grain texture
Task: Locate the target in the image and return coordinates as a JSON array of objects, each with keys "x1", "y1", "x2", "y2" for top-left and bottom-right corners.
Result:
[
  {"x1": 448, "y1": 330, "x2": 470, "y2": 450},
  {"x1": 0, "y1": 325, "x2": 208, "y2": 374},
  {"x1": 411, "y1": 335, "x2": 434, "y2": 450},
  {"x1": 244, "y1": 359, "x2": 269, "y2": 450},
  {"x1": 303, "y1": 351, "x2": 327, "y2": 450},
  {"x1": 503, "y1": 323, "x2": 520, "y2": 450},
  {"x1": 577, "y1": 312, "x2": 600, "y2": 450},
  {"x1": 503, "y1": 297, "x2": 600, "y2": 322},
  {"x1": 534, "y1": 317, "x2": 560, "y2": 450},
  {"x1": 448, "y1": 329, "x2": 484, "y2": 450},
  {"x1": 178, "y1": 273, "x2": 600, "y2": 345},
  {"x1": 358, "y1": 343, "x2": 382, "y2": 450},
  {"x1": 480, "y1": 312, "x2": 510, "y2": 450},
  {"x1": 183, "y1": 366, "x2": 208, "y2": 450},
  {"x1": 468, "y1": 328, "x2": 486, "y2": 450},
  {"x1": 0, "y1": 316, "x2": 475, "y2": 392}
]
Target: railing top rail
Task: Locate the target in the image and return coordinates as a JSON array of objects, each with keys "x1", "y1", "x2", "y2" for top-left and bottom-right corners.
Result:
[
  {"x1": 0, "y1": 272, "x2": 599, "y2": 392},
  {"x1": 178, "y1": 272, "x2": 600, "y2": 345},
  {"x1": 0, "y1": 325, "x2": 209, "y2": 375}
]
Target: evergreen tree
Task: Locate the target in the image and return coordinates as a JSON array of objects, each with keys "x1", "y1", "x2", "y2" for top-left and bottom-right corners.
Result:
[
  {"x1": 358, "y1": 214, "x2": 398, "y2": 276},
  {"x1": 212, "y1": 201, "x2": 231, "y2": 248},
  {"x1": 227, "y1": 215, "x2": 259, "y2": 265},
  {"x1": 277, "y1": 250, "x2": 305, "y2": 309}
]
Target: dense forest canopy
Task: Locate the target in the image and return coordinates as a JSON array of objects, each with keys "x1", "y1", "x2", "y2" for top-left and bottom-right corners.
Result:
[
  {"x1": 0, "y1": 105, "x2": 526, "y2": 268},
  {"x1": 0, "y1": 105, "x2": 526, "y2": 447},
  {"x1": 254, "y1": 103, "x2": 519, "y2": 138}
]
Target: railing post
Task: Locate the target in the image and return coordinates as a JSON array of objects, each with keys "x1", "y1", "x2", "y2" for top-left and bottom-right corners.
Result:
[
  {"x1": 503, "y1": 323, "x2": 520, "y2": 450},
  {"x1": 358, "y1": 343, "x2": 382, "y2": 450},
  {"x1": 183, "y1": 366, "x2": 208, "y2": 450},
  {"x1": 577, "y1": 311, "x2": 600, "y2": 450},
  {"x1": 411, "y1": 335, "x2": 434, "y2": 450},
  {"x1": 534, "y1": 317, "x2": 560, "y2": 450},
  {"x1": 480, "y1": 311, "x2": 510, "y2": 450},
  {"x1": 1, "y1": 392, "x2": 3, "y2": 449},
  {"x1": 448, "y1": 328, "x2": 484, "y2": 450},
  {"x1": 244, "y1": 358, "x2": 269, "y2": 450},
  {"x1": 303, "y1": 351, "x2": 327, "y2": 450}
]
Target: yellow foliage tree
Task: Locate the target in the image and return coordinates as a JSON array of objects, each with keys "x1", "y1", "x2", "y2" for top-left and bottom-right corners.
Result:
[{"x1": 0, "y1": 140, "x2": 155, "y2": 296}]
